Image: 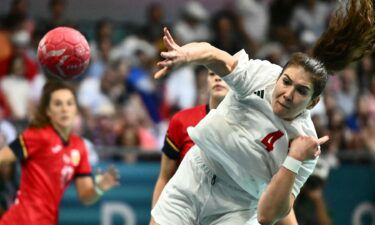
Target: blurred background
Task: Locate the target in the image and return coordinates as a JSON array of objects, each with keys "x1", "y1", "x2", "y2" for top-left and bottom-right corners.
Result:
[{"x1": 0, "y1": 0, "x2": 374, "y2": 224}]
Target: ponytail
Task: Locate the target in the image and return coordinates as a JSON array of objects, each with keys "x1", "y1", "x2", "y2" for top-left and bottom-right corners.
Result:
[{"x1": 311, "y1": 0, "x2": 375, "y2": 72}]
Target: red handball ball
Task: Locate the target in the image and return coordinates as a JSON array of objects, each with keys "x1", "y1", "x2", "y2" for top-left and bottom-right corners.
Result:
[{"x1": 37, "y1": 27, "x2": 90, "y2": 80}]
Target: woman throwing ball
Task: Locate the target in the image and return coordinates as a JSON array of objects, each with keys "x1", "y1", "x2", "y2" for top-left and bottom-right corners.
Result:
[{"x1": 151, "y1": 0, "x2": 375, "y2": 224}]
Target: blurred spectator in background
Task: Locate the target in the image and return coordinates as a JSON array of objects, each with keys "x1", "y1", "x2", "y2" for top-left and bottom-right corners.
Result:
[
  {"x1": 173, "y1": 1, "x2": 210, "y2": 45},
  {"x1": 86, "y1": 33, "x2": 114, "y2": 79},
  {"x1": 89, "y1": 104, "x2": 117, "y2": 146},
  {"x1": 294, "y1": 158, "x2": 332, "y2": 225},
  {"x1": 0, "y1": 28, "x2": 39, "y2": 81},
  {"x1": 116, "y1": 123, "x2": 140, "y2": 163},
  {"x1": 269, "y1": 0, "x2": 299, "y2": 53},
  {"x1": 210, "y1": 9, "x2": 256, "y2": 55},
  {"x1": 357, "y1": 55, "x2": 375, "y2": 90},
  {"x1": 0, "y1": 0, "x2": 35, "y2": 34},
  {"x1": 290, "y1": 0, "x2": 331, "y2": 46},
  {"x1": 235, "y1": 0, "x2": 270, "y2": 44},
  {"x1": 163, "y1": 65, "x2": 196, "y2": 112},
  {"x1": 89, "y1": 18, "x2": 114, "y2": 63},
  {"x1": 0, "y1": 55, "x2": 33, "y2": 121},
  {"x1": 37, "y1": 0, "x2": 75, "y2": 35},
  {"x1": 141, "y1": 2, "x2": 168, "y2": 48},
  {"x1": 334, "y1": 67, "x2": 358, "y2": 118}
]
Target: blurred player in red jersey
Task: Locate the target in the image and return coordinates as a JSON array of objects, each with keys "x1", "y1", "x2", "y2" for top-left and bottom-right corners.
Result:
[
  {"x1": 0, "y1": 80, "x2": 119, "y2": 225},
  {"x1": 149, "y1": 69, "x2": 230, "y2": 224}
]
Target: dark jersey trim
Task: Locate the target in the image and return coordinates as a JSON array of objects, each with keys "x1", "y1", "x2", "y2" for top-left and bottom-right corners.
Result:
[
  {"x1": 161, "y1": 136, "x2": 180, "y2": 160},
  {"x1": 205, "y1": 104, "x2": 210, "y2": 114},
  {"x1": 75, "y1": 173, "x2": 93, "y2": 178},
  {"x1": 9, "y1": 136, "x2": 27, "y2": 161}
]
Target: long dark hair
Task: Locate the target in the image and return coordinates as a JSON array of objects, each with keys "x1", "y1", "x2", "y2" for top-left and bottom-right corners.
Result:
[
  {"x1": 29, "y1": 80, "x2": 77, "y2": 128},
  {"x1": 284, "y1": 0, "x2": 375, "y2": 99}
]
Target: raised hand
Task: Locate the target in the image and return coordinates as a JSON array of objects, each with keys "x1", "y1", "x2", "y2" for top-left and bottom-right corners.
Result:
[
  {"x1": 155, "y1": 27, "x2": 189, "y2": 79},
  {"x1": 289, "y1": 136, "x2": 329, "y2": 161}
]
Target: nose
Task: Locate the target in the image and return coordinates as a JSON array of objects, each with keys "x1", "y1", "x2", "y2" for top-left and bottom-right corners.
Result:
[
  {"x1": 61, "y1": 103, "x2": 69, "y2": 112},
  {"x1": 214, "y1": 75, "x2": 222, "y2": 82},
  {"x1": 283, "y1": 88, "x2": 293, "y2": 102}
]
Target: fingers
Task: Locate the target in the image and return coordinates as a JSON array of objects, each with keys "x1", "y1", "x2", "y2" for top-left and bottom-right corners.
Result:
[
  {"x1": 317, "y1": 136, "x2": 329, "y2": 145},
  {"x1": 164, "y1": 27, "x2": 177, "y2": 47},
  {"x1": 314, "y1": 148, "x2": 321, "y2": 157},
  {"x1": 156, "y1": 27, "x2": 180, "y2": 80},
  {"x1": 163, "y1": 36, "x2": 175, "y2": 51},
  {"x1": 160, "y1": 51, "x2": 177, "y2": 60},
  {"x1": 108, "y1": 165, "x2": 120, "y2": 182},
  {"x1": 154, "y1": 66, "x2": 171, "y2": 79}
]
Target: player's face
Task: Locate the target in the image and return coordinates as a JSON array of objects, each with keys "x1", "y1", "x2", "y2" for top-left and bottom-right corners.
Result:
[
  {"x1": 272, "y1": 66, "x2": 319, "y2": 120},
  {"x1": 207, "y1": 70, "x2": 229, "y2": 101},
  {"x1": 47, "y1": 89, "x2": 78, "y2": 130}
]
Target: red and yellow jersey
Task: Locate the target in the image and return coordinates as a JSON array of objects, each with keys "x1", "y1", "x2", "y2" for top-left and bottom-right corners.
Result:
[
  {"x1": 0, "y1": 125, "x2": 91, "y2": 225},
  {"x1": 162, "y1": 104, "x2": 209, "y2": 164}
]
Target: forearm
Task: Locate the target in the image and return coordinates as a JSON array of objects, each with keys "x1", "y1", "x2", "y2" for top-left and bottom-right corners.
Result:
[
  {"x1": 151, "y1": 178, "x2": 168, "y2": 207},
  {"x1": 183, "y1": 42, "x2": 237, "y2": 77},
  {"x1": 80, "y1": 186, "x2": 102, "y2": 205},
  {"x1": 258, "y1": 167, "x2": 296, "y2": 225}
]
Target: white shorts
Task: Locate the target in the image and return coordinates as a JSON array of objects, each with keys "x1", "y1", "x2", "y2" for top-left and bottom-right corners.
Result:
[{"x1": 151, "y1": 146, "x2": 261, "y2": 225}]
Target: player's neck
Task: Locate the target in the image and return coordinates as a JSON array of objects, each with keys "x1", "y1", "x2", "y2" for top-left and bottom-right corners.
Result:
[
  {"x1": 209, "y1": 97, "x2": 221, "y2": 110},
  {"x1": 51, "y1": 123, "x2": 72, "y2": 142}
]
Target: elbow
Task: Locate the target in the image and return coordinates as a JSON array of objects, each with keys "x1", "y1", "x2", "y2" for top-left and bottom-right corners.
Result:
[
  {"x1": 257, "y1": 206, "x2": 291, "y2": 225},
  {"x1": 257, "y1": 213, "x2": 274, "y2": 225}
]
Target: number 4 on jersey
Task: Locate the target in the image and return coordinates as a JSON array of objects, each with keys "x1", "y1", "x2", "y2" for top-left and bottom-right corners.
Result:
[{"x1": 261, "y1": 130, "x2": 284, "y2": 152}]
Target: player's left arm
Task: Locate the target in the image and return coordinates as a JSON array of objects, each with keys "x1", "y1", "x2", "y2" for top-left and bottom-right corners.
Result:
[{"x1": 75, "y1": 166, "x2": 120, "y2": 205}]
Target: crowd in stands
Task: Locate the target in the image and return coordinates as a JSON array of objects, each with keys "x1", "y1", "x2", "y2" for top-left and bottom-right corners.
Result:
[{"x1": 0, "y1": 0, "x2": 374, "y2": 167}]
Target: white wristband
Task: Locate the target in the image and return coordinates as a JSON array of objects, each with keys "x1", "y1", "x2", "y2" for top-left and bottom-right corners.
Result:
[
  {"x1": 282, "y1": 156, "x2": 302, "y2": 174},
  {"x1": 94, "y1": 174, "x2": 104, "y2": 196},
  {"x1": 95, "y1": 185, "x2": 104, "y2": 196}
]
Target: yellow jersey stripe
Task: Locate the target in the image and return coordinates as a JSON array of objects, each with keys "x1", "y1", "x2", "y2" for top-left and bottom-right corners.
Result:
[
  {"x1": 166, "y1": 136, "x2": 180, "y2": 153},
  {"x1": 19, "y1": 135, "x2": 28, "y2": 159}
]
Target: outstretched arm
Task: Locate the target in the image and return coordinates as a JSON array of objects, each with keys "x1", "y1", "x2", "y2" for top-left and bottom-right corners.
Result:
[
  {"x1": 75, "y1": 166, "x2": 120, "y2": 205},
  {"x1": 258, "y1": 136, "x2": 329, "y2": 225},
  {"x1": 155, "y1": 28, "x2": 237, "y2": 79}
]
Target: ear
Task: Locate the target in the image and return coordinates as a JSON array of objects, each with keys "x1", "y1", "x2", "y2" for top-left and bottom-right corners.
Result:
[{"x1": 307, "y1": 96, "x2": 320, "y2": 109}]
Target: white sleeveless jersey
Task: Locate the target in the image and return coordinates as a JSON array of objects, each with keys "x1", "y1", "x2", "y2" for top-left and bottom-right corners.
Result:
[{"x1": 188, "y1": 50, "x2": 318, "y2": 199}]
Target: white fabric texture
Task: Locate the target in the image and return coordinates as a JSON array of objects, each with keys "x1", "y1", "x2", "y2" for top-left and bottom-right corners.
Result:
[{"x1": 152, "y1": 146, "x2": 258, "y2": 225}]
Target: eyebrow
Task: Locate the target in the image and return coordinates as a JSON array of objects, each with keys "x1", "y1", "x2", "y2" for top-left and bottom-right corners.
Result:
[{"x1": 283, "y1": 74, "x2": 311, "y2": 91}]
